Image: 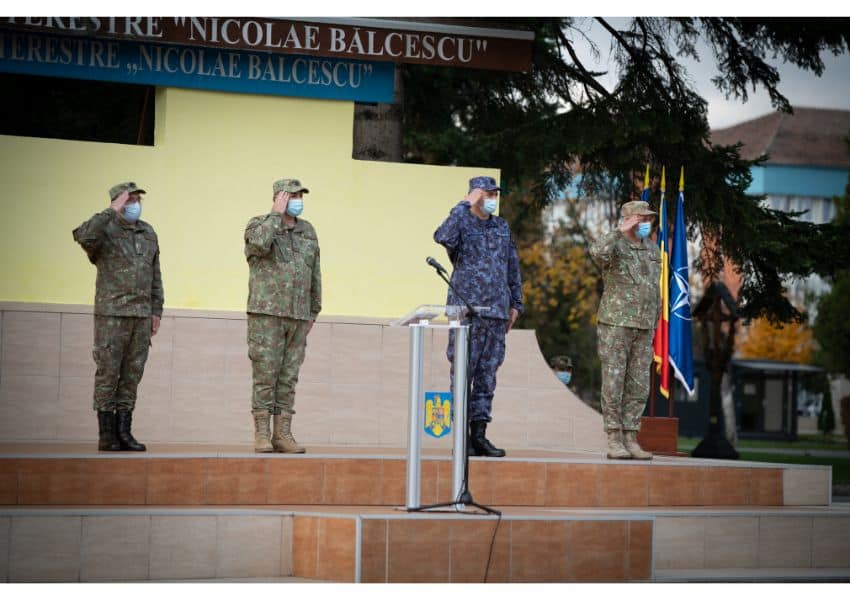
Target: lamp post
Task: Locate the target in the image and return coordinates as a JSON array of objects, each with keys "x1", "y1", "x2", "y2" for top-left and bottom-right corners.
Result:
[{"x1": 691, "y1": 282, "x2": 739, "y2": 460}]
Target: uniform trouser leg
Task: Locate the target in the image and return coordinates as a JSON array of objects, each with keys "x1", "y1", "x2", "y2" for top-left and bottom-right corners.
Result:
[
  {"x1": 621, "y1": 328, "x2": 654, "y2": 431},
  {"x1": 248, "y1": 314, "x2": 309, "y2": 415},
  {"x1": 598, "y1": 323, "x2": 630, "y2": 431},
  {"x1": 114, "y1": 317, "x2": 151, "y2": 411},
  {"x1": 598, "y1": 323, "x2": 654, "y2": 431},
  {"x1": 448, "y1": 318, "x2": 507, "y2": 423},
  {"x1": 273, "y1": 319, "x2": 310, "y2": 416},
  {"x1": 92, "y1": 316, "x2": 143, "y2": 412},
  {"x1": 248, "y1": 314, "x2": 284, "y2": 413}
]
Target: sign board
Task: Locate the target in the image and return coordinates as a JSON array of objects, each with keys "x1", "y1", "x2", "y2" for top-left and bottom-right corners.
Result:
[
  {"x1": 0, "y1": 28, "x2": 395, "y2": 102},
  {"x1": 2, "y1": 17, "x2": 534, "y2": 72}
]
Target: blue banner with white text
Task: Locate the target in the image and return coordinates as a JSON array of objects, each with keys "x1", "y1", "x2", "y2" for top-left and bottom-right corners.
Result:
[{"x1": 0, "y1": 29, "x2": 395, "y2": 103}]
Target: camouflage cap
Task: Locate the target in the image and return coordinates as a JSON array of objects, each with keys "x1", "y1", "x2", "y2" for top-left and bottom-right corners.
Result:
[
  {"x1": 109, "y1": 181, "x2": 146, "y2": 200},
  {"x1": 273, "y1": 179, "x2": 310, "y2": 194},
  {"x1": 468, "y1": 176, "x2": 501, "y2": 192},
  {"x1": 549, "y1": 355, "x2": 573, "y2": 370},
  {"x1": 620, "y1": 200, "x2": 657, "y2": 217}
]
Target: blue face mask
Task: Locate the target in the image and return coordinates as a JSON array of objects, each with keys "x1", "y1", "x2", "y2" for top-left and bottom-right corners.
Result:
[
  {"x1": 286, "y1": 199, "x2": 304, "y2": 217},
  {"x1": 556, "y1": 371, "x2": 572, "y2": 385},
  {"x1": 123, "y1": 202, "x2": 142, "y2": 223},
  {"x1": 636, "y1": 222, "x2": 652, "y2": 239},
  {"x1": 483, "y1": 198, "x2": 498, "y2": 215}
]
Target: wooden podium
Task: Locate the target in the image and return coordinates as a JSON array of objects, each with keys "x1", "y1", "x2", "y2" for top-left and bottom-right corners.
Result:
[
  {"x1": 637, "y1": 416, "x2": 685, "y2": 456},
  {"x1": 638, "y1": 369, "x2": 687, "y2": 456}
]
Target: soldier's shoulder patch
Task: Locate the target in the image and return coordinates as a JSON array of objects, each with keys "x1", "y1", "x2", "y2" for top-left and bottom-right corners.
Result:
[{"x1": 245, "y1": 215, "x2": 265, "y2": 230}]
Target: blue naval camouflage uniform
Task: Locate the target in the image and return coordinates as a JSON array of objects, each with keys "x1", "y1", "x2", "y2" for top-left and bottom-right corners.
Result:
[{"x1": 434, "y1": 200, "x2": 524, "y2": 423}]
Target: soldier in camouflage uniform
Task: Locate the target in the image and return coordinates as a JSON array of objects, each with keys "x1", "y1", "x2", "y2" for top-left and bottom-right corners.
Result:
[
  {"x1": 550, "y1": 355, "x2": 574, "y2": 388},
  {"x1": 72, "y1": 182, "x2": 163, "y2": 452},
  {"x1": 244, "y1": 178, "x2": 321, "y2": 453},
  {"x1": 589, "y1": 200, "x2": 661, "y2": 460},
  {"x1": 434, "y1": 176, "x2": 524, "y2": 457}
]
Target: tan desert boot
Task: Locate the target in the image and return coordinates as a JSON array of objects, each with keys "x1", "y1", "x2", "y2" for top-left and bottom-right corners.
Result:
[
  {"x1": 606, "y1": 429, "x2": 632, "y2": 459},
  {"x1": 272, "y1": 413, "x2": 306, "y2": 454},
  {"x1": 252, "y1": 409, "x2": 273, "y2": 453},
  {"x1": 623, "y1": 430, "x2": 653, "y2": 460}
]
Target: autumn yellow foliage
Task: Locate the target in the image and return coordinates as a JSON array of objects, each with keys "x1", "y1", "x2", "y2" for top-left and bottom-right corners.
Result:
[
  {"x1": 737, "y1": 317, "x2": 814, "y2": 364},
  {"x1": 518, "y1": 239, "x2": 599, "y2": 331}
]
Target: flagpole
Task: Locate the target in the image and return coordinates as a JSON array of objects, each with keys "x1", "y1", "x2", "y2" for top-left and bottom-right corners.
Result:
[
  {"x1": 645, "y1": 162, "x2": 658, "y2": 416},
  {"x1": 668, "y1": 367, "x2": 674, "y2": 417},
  {"x1": 649, "y1": 368, "x2": 656, "y2": 416},
  {"x1": 668, "y1": 169, "x2": 679, "y2": 419}
]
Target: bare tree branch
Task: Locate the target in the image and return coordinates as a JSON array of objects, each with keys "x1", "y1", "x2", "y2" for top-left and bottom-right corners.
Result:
[{"x1": 557, "y1": 29, "x2": 613, "y2": 99}]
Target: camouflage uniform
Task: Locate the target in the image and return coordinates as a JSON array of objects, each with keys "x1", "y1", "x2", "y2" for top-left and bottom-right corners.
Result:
[
  {"x1": 72, "y1": 184, "x2": 163, "y2": 412},
  {"x1": 244, "y1": 185, "x2": 321, "y2": 416},
  {"x1": 589, "y1": 229, "x2": 661, "y2": 432},
  {"x1": 434, "y1": 199, "x2": 524, "y2": 423}
]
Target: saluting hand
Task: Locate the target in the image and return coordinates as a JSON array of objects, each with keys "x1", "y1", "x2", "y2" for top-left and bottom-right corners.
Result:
[
  {"x1": 618, "y1": 215, "x2": 640, "y2": 234},
  {"x1": 465, "y1": 188, "x2": 485, "y2": 209},
  {"x1": 110, "y1": 190, "x2": 129, "y2": 214},
  {"x1": 272, "y1": 191, "x2": 290, "y2": 215}
]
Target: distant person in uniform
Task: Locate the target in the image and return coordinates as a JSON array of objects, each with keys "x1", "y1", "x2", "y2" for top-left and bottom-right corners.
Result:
[
  {"x1": 244, "y1": 179, "x2": 321, "y2": 453},
  {"x1": 550, "y1": 355, "x2": 574, "y2": 388},
  {"x1": 589, "y1": 200, "x2": 661, "y2": 460},
  {"x1": 434, "y1": 175, "x2": 524, "y2": 457},
  {"x1": 73, "y1": 182, "x2": 163, "y2": 452}
]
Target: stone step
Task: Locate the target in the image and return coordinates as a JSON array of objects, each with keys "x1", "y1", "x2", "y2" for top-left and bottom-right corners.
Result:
[
  {"x1": 0, "y1": 444, "x2": 832, "y2": 508},
  {"x1": 1, "y1": 504, "x2": 848, "y2": 582},
  {"x1": 655, "y1": 568, "x2": 850, "y2": 582}
]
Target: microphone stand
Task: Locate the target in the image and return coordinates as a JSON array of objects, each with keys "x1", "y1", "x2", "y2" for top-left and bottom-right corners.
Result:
[{"x1": 410, "y1": 264, "x2": 501, "y2": 517}]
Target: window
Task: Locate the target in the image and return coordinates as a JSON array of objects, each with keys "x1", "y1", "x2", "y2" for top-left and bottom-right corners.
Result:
[{"x1": 0, "y1": 72, "x2": 155, "y2": 145}]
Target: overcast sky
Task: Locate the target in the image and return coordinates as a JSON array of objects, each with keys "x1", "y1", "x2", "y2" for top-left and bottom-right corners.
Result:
[{"x1": 565, "y1": 16, "x2": 850, "y2": 130}]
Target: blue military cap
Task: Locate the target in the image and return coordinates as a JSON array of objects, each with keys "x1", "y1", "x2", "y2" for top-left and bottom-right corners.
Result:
[{"x1": 468, "y1": 176, "x2": 502, "y2": 192}]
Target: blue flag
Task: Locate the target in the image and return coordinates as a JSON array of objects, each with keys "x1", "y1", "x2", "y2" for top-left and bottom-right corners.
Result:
[{"x1": 669, "y1": 169, "x2": 695, "y2": 396}]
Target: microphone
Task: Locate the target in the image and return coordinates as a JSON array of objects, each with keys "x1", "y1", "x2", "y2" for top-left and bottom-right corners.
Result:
[{"x1": 426, "y1": 256, "x2": 448, "y2": 275}]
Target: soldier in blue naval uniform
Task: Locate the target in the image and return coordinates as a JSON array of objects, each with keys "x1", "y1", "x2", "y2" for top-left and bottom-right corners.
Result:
[{"x1": 434, "y1": 176, "x2": 524, "y2": 457}]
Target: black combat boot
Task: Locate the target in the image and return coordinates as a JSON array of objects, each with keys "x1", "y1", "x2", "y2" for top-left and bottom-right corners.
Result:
[
  {"x1": 469, "y1": 420, "x2": 506, "y2": 457},
  {"x1": 97, "y1": 411, "x2": 121, "y2": 451},
  {"x1": 467, "y1": 423, "x2": 478, "y2": 456},
  {"x1": 116, "y1": 409, "x2": 146, "y2": 451}
]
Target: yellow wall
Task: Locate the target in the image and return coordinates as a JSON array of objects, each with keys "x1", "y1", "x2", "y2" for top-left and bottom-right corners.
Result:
[{"x1": 0, "y1": 87, "x2": 499, "y2": 318}]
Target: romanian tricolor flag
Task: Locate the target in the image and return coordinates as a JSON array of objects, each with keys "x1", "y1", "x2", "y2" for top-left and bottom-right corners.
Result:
[{"x1": 652, "y1": 166, "x2": 670, "y2": 399}]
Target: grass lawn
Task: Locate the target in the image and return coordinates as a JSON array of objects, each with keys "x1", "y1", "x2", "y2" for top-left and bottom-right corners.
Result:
[
  {"x1": 676, "y1": 435, "x2": 850, "y2": 486},
  {"x1": 679, "y1": 434, "x2": 849, "y2": 452}
]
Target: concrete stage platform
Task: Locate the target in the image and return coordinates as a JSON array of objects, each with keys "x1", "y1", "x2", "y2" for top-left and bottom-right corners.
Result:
[{"x1": 1, "y1": 444, "x2": 848, "y2": 583}]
